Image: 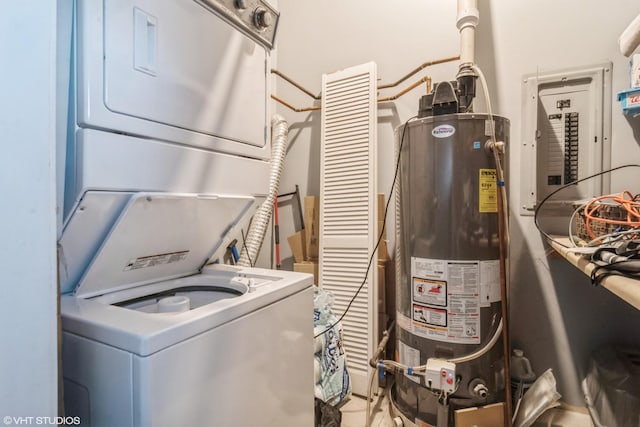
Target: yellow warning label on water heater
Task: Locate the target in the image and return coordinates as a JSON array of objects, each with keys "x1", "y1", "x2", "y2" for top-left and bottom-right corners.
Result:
[{"x1": 479, "y1": 169, "x2": 498, "y2": 213}]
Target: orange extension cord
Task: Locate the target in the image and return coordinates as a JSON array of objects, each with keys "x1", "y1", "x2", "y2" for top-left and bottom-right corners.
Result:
[{"x1": 583, "y1": 191, "x2": 640, "y2": 240}]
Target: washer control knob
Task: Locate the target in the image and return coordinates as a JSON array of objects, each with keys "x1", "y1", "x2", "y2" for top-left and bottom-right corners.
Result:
[
  {"x1": 235, "y1": 0, "x2": 248, "y2": 9},
  {"x1": 253, "y1": 7, "x2": 273, "y2": 30}
]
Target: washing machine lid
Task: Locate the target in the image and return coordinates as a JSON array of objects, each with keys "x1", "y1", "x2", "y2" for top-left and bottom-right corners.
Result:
[{"x1": 73, "y1": 192, "x2": 254, "y2": 299}]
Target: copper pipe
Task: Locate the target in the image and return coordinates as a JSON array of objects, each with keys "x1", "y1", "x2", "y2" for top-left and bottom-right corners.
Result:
[
  {"x1": 493, "y1": 147, "x2": 513, "y2": 426},
  {"x1": 272, "y1": 75, "x2": 432, "y2": 112},
  {"x1": 378, "y1": 55, "x2": 459, "y2": 89},
  {"x1": 270, "y1": 94, "x2": 320, "y2": 112},
  {"x1": 270, "y1": 69, "x2": 321, "y2": 100},
  {"x1": 270, "y1": 55, "x2": 457, "y2": 101},
  {"x1": 377, "y1": 76, "x2": 431, "y2": 103}
]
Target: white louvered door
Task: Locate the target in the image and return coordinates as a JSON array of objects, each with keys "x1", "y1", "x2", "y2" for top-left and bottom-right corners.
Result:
[{"x1": 319, "y1": 62, "x2": 378, "y2": 397}]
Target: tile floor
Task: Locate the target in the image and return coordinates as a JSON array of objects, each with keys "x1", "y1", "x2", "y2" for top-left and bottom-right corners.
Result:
[
  {"x1": 340, "y1": 387, "x2": 396, "y2": 427},
  {"x1": 339, "y1": 392, "x2": 595, "y2": 427}
]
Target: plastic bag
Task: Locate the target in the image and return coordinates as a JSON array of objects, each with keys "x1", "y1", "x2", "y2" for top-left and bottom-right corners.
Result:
[
  {"x1": 583, "y1": 345, "x2": 640, "y2": 427},
  {"x1": 314, "y1": 288, "x2": 334, "y2": 326},
  {"x1": 314, "y1": 398, "x2": 342, "y2": 427},
  {"x1": 513, "y1": 368, "x2": 561, "y2": 427},
  {"x1": 313, "y1": 288, "x2": 351, "y2": 405}
]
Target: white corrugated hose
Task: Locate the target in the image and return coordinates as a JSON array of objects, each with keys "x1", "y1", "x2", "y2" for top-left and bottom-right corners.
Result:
[{"x1": 237, "y1": 115, "x2": 289, "y2": 267}]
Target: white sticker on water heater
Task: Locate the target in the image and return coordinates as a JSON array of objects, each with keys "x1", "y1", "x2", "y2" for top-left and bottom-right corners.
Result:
[
  {"x1": 398, "y1": 341, "x2": 421, "y2": 384},
  {"x1": 480, "y1": 260, "x2": 501, "y2": 307},
  {"x1": 411, "y1": 257, "x2": 481, "y2": 344},
  {"x1": 431, "y1": 124, "x2": 456, "y2": 138}
]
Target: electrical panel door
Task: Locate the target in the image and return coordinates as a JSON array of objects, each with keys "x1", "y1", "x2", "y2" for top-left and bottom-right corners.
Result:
[{"x1": 520, "y1": 64, "x2": 612, "y2": 216}]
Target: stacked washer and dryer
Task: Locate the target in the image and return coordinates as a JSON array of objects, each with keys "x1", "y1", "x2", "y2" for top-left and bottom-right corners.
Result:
[{"x1": 57, "y1": 1, "x2": 314, "y2": 426}]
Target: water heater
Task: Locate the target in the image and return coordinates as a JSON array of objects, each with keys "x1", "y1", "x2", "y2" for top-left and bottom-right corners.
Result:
[{"x1": 393, "y1": 112, "x2": 509, "y2": 425}]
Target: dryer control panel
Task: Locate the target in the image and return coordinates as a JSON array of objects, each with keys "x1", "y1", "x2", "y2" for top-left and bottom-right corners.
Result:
[{"x1": 195, "y1": 0, "x2": 279, "y2": 49}]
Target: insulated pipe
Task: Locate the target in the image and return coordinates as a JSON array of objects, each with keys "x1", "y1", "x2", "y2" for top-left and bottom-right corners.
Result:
[
  {"x1": 237, "y1": 115, "x2": 289, "y2": 267},
  {"x1": 619, "y1": 13, "x2": 640, "y2": 57},
  {"x1": 368, "y1": 321, "x2": 395, "y2": 369},
  {"x1": 447, "y1": 318, "x2": 502, "y2": 364},
  {"x1": 457, "y1": 0, "x2": 479, "y2": 67}
]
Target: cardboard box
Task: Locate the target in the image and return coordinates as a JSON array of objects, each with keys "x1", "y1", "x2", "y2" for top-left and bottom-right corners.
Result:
[
  {"x1": 287, "y1": 230, "x2": 306, "y2": 263},
  {"x1": 294, "y1": 262, "x2": 319, "y2": 286},
  {"x1": 376, "y1": 217, "x2": 390, "y2": 260},
  {"x1": 378, "y1": 262, "x2": 386, "y2": 299},
  {"x1": 454, "y1": 402, "x2": 505, "y2": 427},
  {"x1": 377, "y1": 238, "x2": 390, "y2": 260},
  {"x1": 304, "y1": 196, "x2": 320, "y2": 260},
  {"x1": 377, "y1": 194, "x2": 391, "y2": 260},
  {"x1": 377, "y1": 193, "x2": 385, "y2": 220},
  {"x1": 378, "y1": 262, "x2": 386, "y2": 324}
]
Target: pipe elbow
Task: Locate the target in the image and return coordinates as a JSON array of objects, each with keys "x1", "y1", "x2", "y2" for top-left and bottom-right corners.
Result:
[
  {"x1": 485, "y1": 140, "x2": 506, "y2": 154},
  {"x1": 456, "y1": 0, "x2": 479, "y2": 30}
]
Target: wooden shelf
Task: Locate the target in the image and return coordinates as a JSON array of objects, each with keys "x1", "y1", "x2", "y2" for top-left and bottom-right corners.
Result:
[{"x1": 547, "y1": 237, "x2": 640, "y2": 310}]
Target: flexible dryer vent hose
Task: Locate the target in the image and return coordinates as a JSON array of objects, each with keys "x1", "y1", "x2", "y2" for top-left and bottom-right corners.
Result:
[{"x1": 237, "y1": 115, "x2": 289, "y2": 267}]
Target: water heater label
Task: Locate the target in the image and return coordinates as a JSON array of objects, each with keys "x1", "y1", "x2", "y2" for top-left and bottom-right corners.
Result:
[
  {"x1": 480, "y1": 260, "x2": 501, "y2": 307},
  {"x1": 411, "y1": 257, "x2": 481, "y2": 344},
  {"x1": 432, "y1": 124, "x2": 456, "y2": 138},
  {"x1": 479, "y1": 168, "x2": 498, "y2": 213},
  {"x1": 398, "y1": 342, "x2": 421, "y2": 384},
  {"x1": 413, "y1": 304, "x2": 447, "y2": 327},
  {"x1": 413, "y1": 278, "x2": 447, "y2": 306}
]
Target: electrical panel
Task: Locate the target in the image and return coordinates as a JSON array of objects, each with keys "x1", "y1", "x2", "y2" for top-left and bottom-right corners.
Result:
[{"x1": 520, "y1": 64, "x2": 612, "y2": 216}]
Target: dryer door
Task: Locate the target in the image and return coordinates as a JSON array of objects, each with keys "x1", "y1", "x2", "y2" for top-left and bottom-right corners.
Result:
[{"x1": 76, "y1": 0, "x2": 269, "y2": 159}]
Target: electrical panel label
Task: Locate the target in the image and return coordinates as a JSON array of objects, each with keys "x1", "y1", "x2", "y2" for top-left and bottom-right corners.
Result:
[
  {"x1": 411, "y1": 257, "x2": 481, "y2": 344},
  {"x1": 124, "y1": 251, "x2": 189, "y2": 271},
  {"x1": 479, "y1": 169, "x2": 498, "y2": 213}
]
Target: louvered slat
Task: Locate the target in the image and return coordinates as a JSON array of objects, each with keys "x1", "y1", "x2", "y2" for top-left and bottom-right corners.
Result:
[{"x1": 319, "y1": 62, "x2": 377, "y2": 397}]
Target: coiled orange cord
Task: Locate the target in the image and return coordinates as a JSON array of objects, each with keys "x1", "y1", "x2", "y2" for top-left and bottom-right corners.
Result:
[{"x1": 583, "y1": 191, "x2": 640, "y2": 239}]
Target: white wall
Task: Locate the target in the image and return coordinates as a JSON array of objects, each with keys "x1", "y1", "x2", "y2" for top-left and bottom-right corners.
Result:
[
  {"x1": 0, "y1": 3, "x2": 59, "y2": 418},
  {"x1": 478, "y1": 0, "x2": 640, "y2": 406},
  {"x1": 275, "y1": 0, "x2": 460, "y2": 269},
  {"x1": 276, "y1": 0, "x2": 640, "y2": 406}
]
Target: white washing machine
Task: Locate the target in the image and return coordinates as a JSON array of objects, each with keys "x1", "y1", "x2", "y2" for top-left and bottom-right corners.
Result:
[
  {"x1": 60, "y1": 193, "x2": 314, "y2": 426},
  {"x1": 57, "y1": 1, "x2": 314, "y2": 425}
]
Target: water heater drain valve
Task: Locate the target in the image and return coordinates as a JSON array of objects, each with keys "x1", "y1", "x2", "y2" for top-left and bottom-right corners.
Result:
[{"x1": 424, "y1": 359, "x2": 457, "y2": 393}]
